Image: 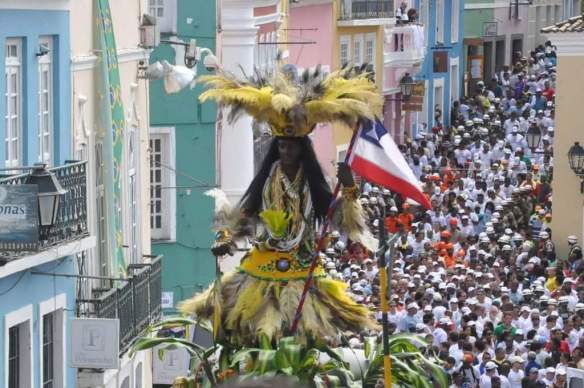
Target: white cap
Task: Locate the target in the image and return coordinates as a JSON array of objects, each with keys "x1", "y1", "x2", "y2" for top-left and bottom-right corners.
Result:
[
  {"x1": 485, "y1": 362, "x2": 498, "y2": 370},
  {"x1": 407, "y1": 302, "x2": 419, "y2": 310}
]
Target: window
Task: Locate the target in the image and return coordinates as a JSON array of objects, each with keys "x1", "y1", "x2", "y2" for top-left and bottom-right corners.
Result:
[
  {"x1": 9, "y1": 326, "x2": 20, "y2": 388},
  {"x1": 135, "y1": 362, "x2": 143, "y2": 388},
  {"x1": 39, "y1": 295, "x2": 65, "y2": 388},
  {"x1": 340, "y1": 35, "x2": 351, "y2": 66},
  {"x1": 433, "y1": 79, "x2": 444, "y2": 124},
  {"x1": 435, "y1": 0, "x2": 444, "y2": 43},
  {"x1": 5, "y1": 38, "x2": 22, "y2": 169},
  {"x1": 42, "y1": 314, "x2": 54, "y2": 388},
  {"x1": 95, "y1": 141, "x2": 109, "y2": 282},
  {"x1": 450, "y1": 60, "x2": 459, "y2": 104},
  {"x1": 365, "y1": 34, "x2": 376, "y2": 70},
  {"x1": 451, "y1": 0, "x2": 459, "y2": 43},
  {"x1": 128, "y1": 125, "x2": 139, "y2": 263},
  {"x1": 6, "y1": 305, "x2": 32, "y2": 388},
  {"x1": 148, "y1": 0, "x2": 176, "y2": 33},
  {"x1": 353, "y1": 35, "x2": 363, "y2": 66},
  {"x1": 149, "y1": 128, "x2": 175, "y2": 240},
  {"x1": 149, "y1": 0, "x2": 163, "y2": 17},
  {"x1": 38, "y1": 37, "x2": 53, "y2": 165}
]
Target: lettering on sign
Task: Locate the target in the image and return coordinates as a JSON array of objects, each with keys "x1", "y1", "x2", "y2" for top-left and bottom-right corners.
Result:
[
  {"x1": 0, "y1": 185, "x2": 39, "y2": 251},
  {"x1": 71, "y1": 318, "x2": 120, "y2": 369}
]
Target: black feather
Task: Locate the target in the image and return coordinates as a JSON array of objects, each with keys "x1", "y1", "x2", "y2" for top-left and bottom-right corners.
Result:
[
  {"x1": 301, "y1": 68, "x2": 310, "y2": 84},
  {"x1": 227, "y1": 103, "x2": 245, "y2": 123},
  {"x1": 312, "y1": 64, "x2": 322, "y2": 80}
]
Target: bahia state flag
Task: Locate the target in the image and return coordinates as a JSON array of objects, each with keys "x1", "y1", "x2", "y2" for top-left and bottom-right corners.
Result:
[{"x1": 348, "y1": 119, "x2": 432, "y2": 210}]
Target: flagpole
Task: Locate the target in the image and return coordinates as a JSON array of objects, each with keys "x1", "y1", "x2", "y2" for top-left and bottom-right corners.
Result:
[
  {"x1": 378, "y1": 215, "x2": 398, "y2": 388},
  {"x1": 289, "y1": 126, "x2": 361, "y2": 335}
]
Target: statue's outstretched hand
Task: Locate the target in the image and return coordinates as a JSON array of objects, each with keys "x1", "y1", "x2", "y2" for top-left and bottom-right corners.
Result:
[{"x1": 211, "y1": 242, "x2": 234, "y2": 257}]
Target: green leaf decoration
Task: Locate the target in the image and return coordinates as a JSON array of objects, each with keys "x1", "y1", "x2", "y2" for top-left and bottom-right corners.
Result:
[{"x1": 259, "y1": 209, "x2": 291, "y2": 238}]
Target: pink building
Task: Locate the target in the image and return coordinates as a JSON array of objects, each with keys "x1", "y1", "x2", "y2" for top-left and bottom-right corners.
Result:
[{"x1": 288, "y1": 1, "x2": 337, "y2": 182}]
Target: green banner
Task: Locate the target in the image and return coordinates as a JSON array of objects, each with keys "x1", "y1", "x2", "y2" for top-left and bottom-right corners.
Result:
[{"x1": 96, "y1": 0, "x2": 126, "y2": 277}]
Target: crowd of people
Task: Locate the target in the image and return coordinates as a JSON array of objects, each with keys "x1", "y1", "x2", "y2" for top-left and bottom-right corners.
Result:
[{"x1": 319, "y1": 42, "x2": 584, "y2": 387}]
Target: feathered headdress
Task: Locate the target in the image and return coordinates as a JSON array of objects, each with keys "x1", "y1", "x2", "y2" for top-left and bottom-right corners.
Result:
[{"x1": 198, "y1": 64, "x2": 383, "y2": 137}]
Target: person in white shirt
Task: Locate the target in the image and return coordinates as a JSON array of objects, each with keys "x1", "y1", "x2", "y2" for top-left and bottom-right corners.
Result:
[
  {"x1": 433, "y1": 323, "x2": 449, "y2": 348},
  {"x1": 507, "y1": 356, "x2": 525, "y2": 388},
  {"x1": 540, "y1": 367, "x2": 555, "y2": 387},
  {"x1": 479, "y1": 362, "x2": 499, "y2": 388},
  {"x1": 517, "y1": 307, "x2": 532, "y2": 332}
]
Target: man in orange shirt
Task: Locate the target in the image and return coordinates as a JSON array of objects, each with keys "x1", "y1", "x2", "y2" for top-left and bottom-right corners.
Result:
[
  {"x1": 434, "y1": 230, "x2": 452, "y2": 252},
  {"x1": 441, "y1": 249, "x2": 455, "y2": 268},
  {"x1": 384, "y1": 206, "x2": 400, "y2": 234},
  {"x1": 398, "y1": 203, "x2": 414, "y2": 232}
]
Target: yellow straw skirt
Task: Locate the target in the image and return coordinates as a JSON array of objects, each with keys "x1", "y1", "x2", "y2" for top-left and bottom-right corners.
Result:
[{"x1": 179, "y1": 270, "x2": 378, "y2": 345}]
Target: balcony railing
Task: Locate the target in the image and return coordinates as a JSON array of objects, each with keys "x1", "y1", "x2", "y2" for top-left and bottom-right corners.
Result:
[
  {"x1": 77, "y1": 256, "x2": 162, "y2": 355},
  {"x1": 383, "y1": 24, "x2": 425, "y2": 66},
  {"x1": 339, "y1": 0, "x2": 394, "y2": 20},
  {"x1": 0, "y1": 161, "x2": 88, "y2": 259}
]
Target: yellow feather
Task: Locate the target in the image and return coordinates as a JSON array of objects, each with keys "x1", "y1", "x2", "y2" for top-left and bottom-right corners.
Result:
[
  {"x1": 225, "y1": 280, "x2": 267, "y2": 330},
  {"x1": 255, "y1": 301, "x2": 283, "y2": 340},
  {"x1": 271, "y1": 93, "x2": 296, "y2": 112}
]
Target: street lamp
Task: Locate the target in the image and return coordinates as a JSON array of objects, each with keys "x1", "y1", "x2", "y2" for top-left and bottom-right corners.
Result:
[
  {"x1": 568, "y1": 141, "x2": 584, "y2": 193},
  {"x1": 26, "y1": 164, "x2": 67, "y2": 227},
  {"x1": 399, "y1": 73, "x2": 415, "y2": 101},
  {"x1": 526, "y1": 126, "x2": 542, "y2": 151},
  {"x1": 139, "y1": 14, "x2": 159, "y2": 49}
]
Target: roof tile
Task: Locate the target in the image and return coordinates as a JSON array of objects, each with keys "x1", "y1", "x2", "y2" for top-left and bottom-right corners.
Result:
[{"x1": 541, "y1": 13, "x2": 584, "y2": 33}]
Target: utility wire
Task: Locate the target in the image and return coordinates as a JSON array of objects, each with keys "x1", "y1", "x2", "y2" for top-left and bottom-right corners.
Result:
[{"x1": 149, "y1": 154, "x2": 216, "y2": 189}]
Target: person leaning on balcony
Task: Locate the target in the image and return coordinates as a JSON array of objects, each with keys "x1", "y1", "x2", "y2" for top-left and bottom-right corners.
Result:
[
  {"x1": 396, "y1": 1, "x2": 409, "y2": 25},
  {"x1": 407, "y1": 8, "x2": 417, "y2": 23}
]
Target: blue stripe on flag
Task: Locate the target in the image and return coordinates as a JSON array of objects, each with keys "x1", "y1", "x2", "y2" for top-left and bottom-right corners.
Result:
[{"x1": 359, "y1": 120, "x2": 388, "y2": 149}]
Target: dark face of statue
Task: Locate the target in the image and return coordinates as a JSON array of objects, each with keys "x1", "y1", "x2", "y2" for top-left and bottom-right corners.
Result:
[{"x1": 277, "y1": 138, "x2": 302, "y2": 169}]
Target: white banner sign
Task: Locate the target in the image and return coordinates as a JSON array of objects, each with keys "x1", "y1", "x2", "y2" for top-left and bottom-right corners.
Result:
[
  {"x1": 70, "y1": 318, "x2": 119, "y2": 369},
  {"x1": 161, "y1": 291, "x2": 174, "y2": 308},
  {"x1": 153, "y1": 345, "x2": 190, "y2": 384}
]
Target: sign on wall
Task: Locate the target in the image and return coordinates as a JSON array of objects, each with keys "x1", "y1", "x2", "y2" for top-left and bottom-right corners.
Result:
[
  {"x1": 469, "y1": 55, "x2": 484, "y2": 79},
  {"x1": 0, "y1": 185, "x2": 39, "y2": 251},
  {"x1": 402, "y1": 81, "x2": 425, "y2": 112},
  {"x1": 161, "y1": 291, "x2": 174, "y2": 308},
  {"x1": 433, "y1": 51, "x2": 448, "y2": 73},
  {"x1": 71, "y1": 318, "x2": 120, "y2": 369},
  {"x1": 153, "y1": 346, "x2": 191, "y2": 384},
  {"x1": 483, "y1": 22, "x2": 498, "y2": 37}
]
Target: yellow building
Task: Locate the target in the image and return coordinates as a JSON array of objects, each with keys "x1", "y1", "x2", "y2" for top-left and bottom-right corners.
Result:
[{"x1": 542, "y1": 16, "x2": 584, "y2": 257}]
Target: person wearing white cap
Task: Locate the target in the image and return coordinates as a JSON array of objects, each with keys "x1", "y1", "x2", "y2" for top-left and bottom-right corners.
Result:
[
  {"x1": 398, "y1": 302, "x2": 420, "y2": 333},
  {"x1": 479, "y1": 361, "x2": 499, "y2": 388},
  {"x1": 432, "y1": 318, "x2": 449, "y2": 347},
  {"x1": 508, "y1": 356, "x2": 525, "y2": 388},
  {"x1": 541, "y1": 367, "x2": 555, "y2": 386}
]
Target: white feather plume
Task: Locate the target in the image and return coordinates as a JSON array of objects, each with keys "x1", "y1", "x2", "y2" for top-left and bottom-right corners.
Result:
[{"x1": 205, "y1": 188, "x2": 232, "y2": 214}]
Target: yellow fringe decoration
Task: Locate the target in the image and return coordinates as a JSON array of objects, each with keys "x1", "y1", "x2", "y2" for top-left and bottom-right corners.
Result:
[{"x1": 179, "y1": 270, "x2": 379, "y2": 346}]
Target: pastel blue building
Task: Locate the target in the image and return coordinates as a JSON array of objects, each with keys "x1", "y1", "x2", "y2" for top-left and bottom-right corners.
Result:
[
  {"x1": 0, "y1": 6, "x2": 93, "y2": 388},
  {"x1": 415, "y1": 0, "x2": 465, "y2": 131}
]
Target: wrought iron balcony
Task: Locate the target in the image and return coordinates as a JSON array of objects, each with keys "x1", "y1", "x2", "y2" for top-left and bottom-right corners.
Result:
[
  {"x1": 0, "y1": 161, "x2": 88, "y2": 261},
  {"x1": 339, "y1": 0, "x2": 394, "y2": 20},
  {"x1": 77, "y1": 256, "x2": 162, "y2": 355}
]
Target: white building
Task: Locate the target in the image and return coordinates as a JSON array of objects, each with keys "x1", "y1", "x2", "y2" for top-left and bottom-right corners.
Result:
[{"x1": 70, "y1": 0, "x2": 157, "y2": 387}]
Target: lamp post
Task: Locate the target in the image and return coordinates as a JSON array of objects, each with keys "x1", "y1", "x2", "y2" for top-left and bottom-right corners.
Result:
[
  {"x1": 25, "y1": 164, "x2": 67, "y2": 228},
  {"x1": 399, "y1": 73, "x2": 415, "y2": 101},
  {"x1": 526, "y1": 126, "x2": 542, "y2": 153},
  {"x1": 568, "y1": 141, "x2": 584, "y2": 193}
]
